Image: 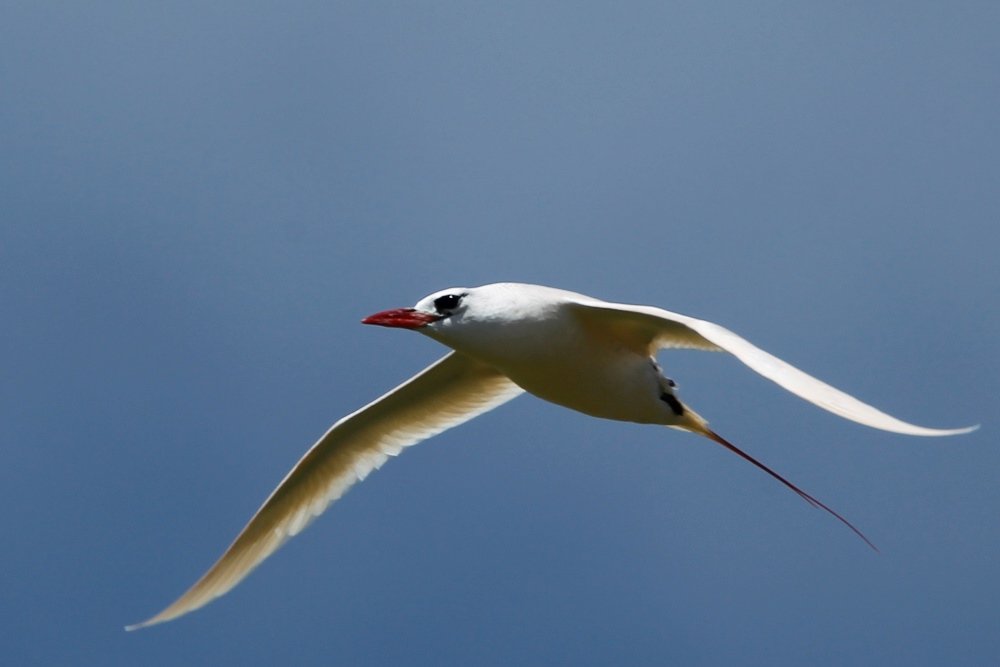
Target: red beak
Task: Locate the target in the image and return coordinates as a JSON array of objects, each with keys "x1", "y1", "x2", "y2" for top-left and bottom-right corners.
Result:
[{"x1": 362, "y1": 308, "x2": 442, "y2": 329}]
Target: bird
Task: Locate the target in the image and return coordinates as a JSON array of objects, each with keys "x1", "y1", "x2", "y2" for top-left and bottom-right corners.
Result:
[{"x1": 126, "y1": 282, "x2": 976, "y2": 630}]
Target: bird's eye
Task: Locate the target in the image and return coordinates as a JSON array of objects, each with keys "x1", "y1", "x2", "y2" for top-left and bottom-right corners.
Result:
[{"x1": 433, "y1": 293, "x2": 463, "y2": 313}]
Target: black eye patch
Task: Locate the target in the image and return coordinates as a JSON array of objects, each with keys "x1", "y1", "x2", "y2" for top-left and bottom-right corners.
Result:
[{"x1": 433, "y1": 294, "x2": 463, "y2": 313}]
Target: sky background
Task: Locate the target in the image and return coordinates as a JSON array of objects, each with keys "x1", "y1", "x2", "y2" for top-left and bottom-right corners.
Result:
[{"x1": 3, "y1": 3, "x2": 998, "y2": 665}]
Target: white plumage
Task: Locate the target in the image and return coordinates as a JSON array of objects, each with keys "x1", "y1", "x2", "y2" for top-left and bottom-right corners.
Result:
[{"x1": 127, "y1": 283, "x2": 974, "y2": 630}]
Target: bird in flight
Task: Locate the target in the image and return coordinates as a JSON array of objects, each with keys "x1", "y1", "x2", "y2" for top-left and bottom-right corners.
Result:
[{"x1": 127, "y1": 283, "x2": 975, "y2": 629}]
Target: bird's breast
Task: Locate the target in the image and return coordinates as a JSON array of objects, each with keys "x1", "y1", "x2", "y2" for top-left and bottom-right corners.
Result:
[{"x1": 470, "y1": 328, "x2": 672, "y2": 425}]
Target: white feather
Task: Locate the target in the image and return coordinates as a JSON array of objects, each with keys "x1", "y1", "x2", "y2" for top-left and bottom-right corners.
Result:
[{"x1": 126, "y1": 352, "x2": 522, "y2": 630}]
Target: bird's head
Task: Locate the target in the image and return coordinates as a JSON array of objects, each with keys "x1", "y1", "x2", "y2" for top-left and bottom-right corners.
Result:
[
  {"x1": 362, "y1": 287, "x2": 473, "y2": 331},
  {"x1": 363, "y1": 283, "x2": 582, "y2": 367},
  {"x1": 362, "y1": 283, "x2": 562, "y2": 353}
]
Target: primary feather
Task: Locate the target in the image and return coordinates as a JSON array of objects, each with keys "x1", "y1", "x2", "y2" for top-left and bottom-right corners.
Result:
[{"x1": 127, "y1": 353, "x2": 521, "y2": 630}]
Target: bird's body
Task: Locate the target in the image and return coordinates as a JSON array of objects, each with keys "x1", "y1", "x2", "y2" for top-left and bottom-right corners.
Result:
[
  {"x1": 127, "y1": 283, "x2": 976, "y2": 630},
  {"x1": 424, "y1": 285, "x2": 678, "y2": 424}
]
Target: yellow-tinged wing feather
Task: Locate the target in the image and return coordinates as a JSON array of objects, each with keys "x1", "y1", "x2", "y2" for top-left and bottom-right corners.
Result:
[{"x1": 128, "y1": 352, "x2": 522, "y2": 630}]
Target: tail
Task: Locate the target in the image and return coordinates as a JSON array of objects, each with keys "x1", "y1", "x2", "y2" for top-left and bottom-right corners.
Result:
[{"x1": 675, "y1": 408, "x2": 878, "y2": 551}]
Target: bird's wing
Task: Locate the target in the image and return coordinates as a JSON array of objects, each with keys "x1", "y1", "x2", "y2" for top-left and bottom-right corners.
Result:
[
  {"x1": 568, "y1": 298, "x2": 976, "y2": 437},
  {"x1": 128, "y1": 352, "x2": 523, "y2": 630}
]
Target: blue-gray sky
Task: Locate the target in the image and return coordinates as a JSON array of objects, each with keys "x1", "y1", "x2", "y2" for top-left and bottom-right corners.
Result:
[{"x1": 3, "y1": 3, "x2": 998, "y2": 665}]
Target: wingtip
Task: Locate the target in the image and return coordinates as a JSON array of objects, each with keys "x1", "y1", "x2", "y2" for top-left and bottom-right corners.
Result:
[
  {"x1": 923, "y1": 423, "x2": 980, "y2": 437},
  {"x1": 124, "y1": 610, "x2": 174, "y2": 632},
  {"x1": 124, "y1": 618, "x2": 155, "y2": 632}
]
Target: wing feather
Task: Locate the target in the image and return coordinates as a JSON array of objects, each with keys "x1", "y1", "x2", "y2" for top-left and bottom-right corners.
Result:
[
  {"x1": 127, "y1": 352, "x2": 522, "y2": 630},
  {"x1": 569, "y1": 298, "x2": 976, "y2": 437}
]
